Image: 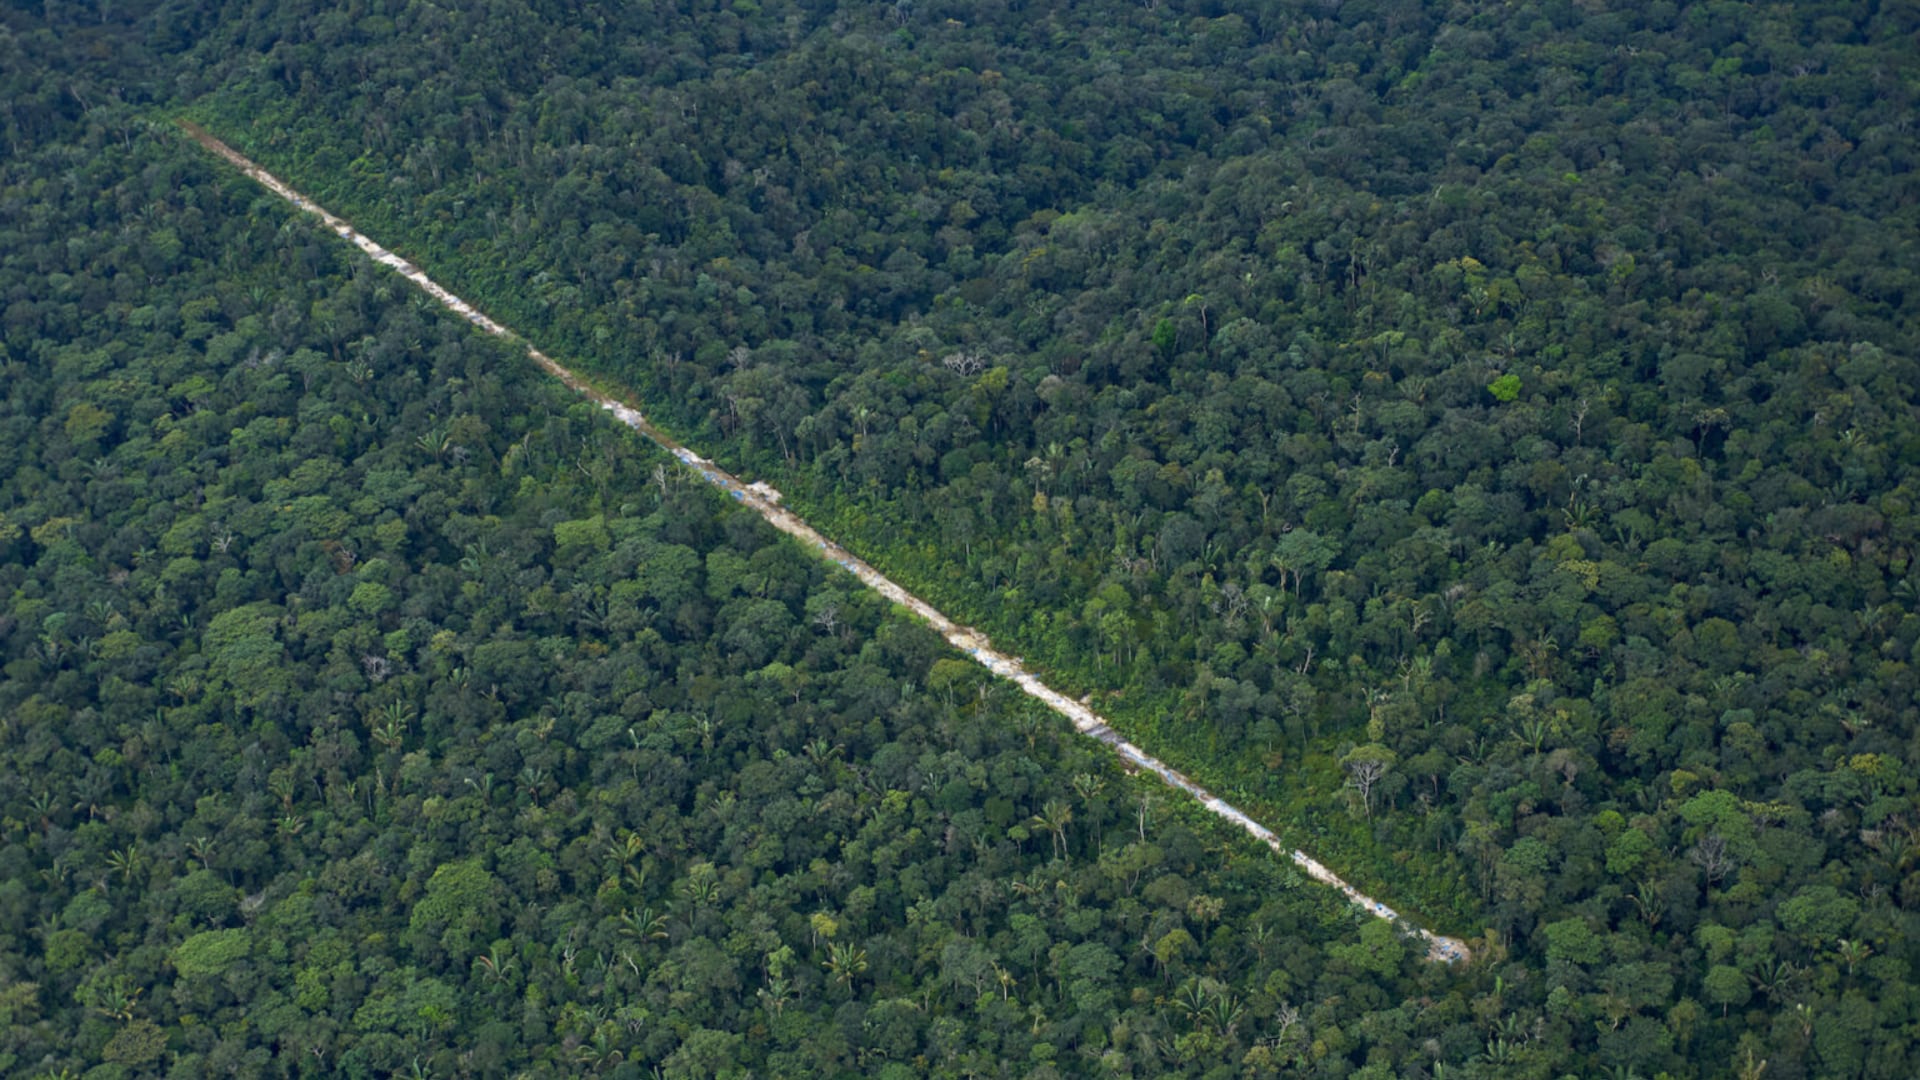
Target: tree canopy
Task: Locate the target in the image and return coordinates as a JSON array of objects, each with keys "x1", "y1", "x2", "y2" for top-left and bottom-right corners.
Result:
[{"x1": 7, "y1": 0, "x2": 1920, "y2": 1075}]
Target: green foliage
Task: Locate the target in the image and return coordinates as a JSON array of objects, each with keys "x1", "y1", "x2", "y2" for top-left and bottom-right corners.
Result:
[
  {"x1": 1485, "y1": 373, "x2": 1523, "y2": 403},
  {"x1": 9, "y1": 0, "x2": 1920, "y2": 1075},
  {"x1": 410, "y1": 860, "x2": 495, "y2": 934},
  {"x1": 1541, "y1": 918, "x2": 1603, "y2": 967},
  {"x1": 1324, "y1": 919, "x2": 1406, "y2": 978},
  {"x1": 552, "y1": 515, "x2": 612, "y2": 557},
  {"x1": 1151, "y1": 318, "x2": 1178, "y2": 360},
  {"x1": 202, "y1": 602, "x2": 289, "y2": 708},
  {"x1": 100, "y1": 1019, "x2": 169, "y2": 1067},
  {"x1": 346, "y1": 579, "x2": 394, "y2": 616},
  {"x1": 172, "y1": 930, "x2": 251, "y2": 979},
  {"x1": 42, "y1": 930, "x2": 90, "y2": 975},
  {"x1": 0, "y1": 108, "x2": 1442, "y2": 1076},
  {"x1": 1776, "y1": 886, "x2": 1860, "y2": 947},
  {"x1": 1703, "y1": 964, "x2": 1752, "y2": 1015}
]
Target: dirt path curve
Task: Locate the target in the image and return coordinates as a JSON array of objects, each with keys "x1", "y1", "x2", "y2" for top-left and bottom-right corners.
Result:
[{"x1": 181, "y1": 121, "x2": 1469, "y2": 964}]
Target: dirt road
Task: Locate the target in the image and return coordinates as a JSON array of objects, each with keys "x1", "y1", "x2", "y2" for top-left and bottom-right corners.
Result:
[{"x1": 180, "y1": 120, "x2": 1469, "y2": 964}]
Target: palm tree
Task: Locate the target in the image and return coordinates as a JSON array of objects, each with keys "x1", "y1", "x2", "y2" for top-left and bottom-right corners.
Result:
[
  {"x1": 757, "y1": 977, "x2": 794, "y2": 1015},
  {"x1": 803, "y1": 738, "x2": 843, "y2": 773},
  {"x1": 679, "y1": 860, "x2": 723, "y2": 913},
  {"x1": 1749, "y1": 958, "x2": 1801, "y2": 1003},
  {"x1": 1070, "y1": 773, "x2": 1107, "y2": 846},
  {"x1": 473, "y1": 943, "x2": 515, "y2": 984},
  {"x1": 516, "y1": 765, "x2": 548, "y2": 802},
  {"x1": 823, "y1": 941, "x2": 868, "y2": 992},
  {"x1": 603, "y1": 831, "x2": 646, "y2": 878},
  {"x1": 87, "y1": 979, "x2": 141, "y2": 1022},
  {"x1": 370, "y1": 702, "x2": 413, "y2": 751},
  {"x1": 992, "y1": 964, "x2": 1016, "y2": 1001},
  {"x1": 1206, "y1": 988, "x2": 1246, "y2": 1037},
  {"x1": 1070, "y1": 773, "x2": 1105, "y2": 803},
  {"x1": 70, "y1": 770, "x2": 112, "y2": 821},
  {"x1": 618, "y1": 907, "x2": 669, "y2": 943},
  {"x1": 84, "y1": 599, "x2": 118, "y2": 629},
  {"x1": 415, "y1": 426, "x2": 453, "y2": 463},
  {"x1": 1172, "y1": 980, "x2": 1210, "y2": 1029},
  {"x1": 27, "y1": 790, "x2": 58, "y2": 833},
  {"x1": 166, "y1": 673, "x2": 202, "y2": 704},
  {"x1": 572, "y1": 1033, "x2": 624, "y2": 1073},
  {"x1": 105, "y1": 845, "x2": 143, "y2": 884},
  {"x1": 1030, "y1": 800, "x2": 1073, "y2": 861},
  {"x1": 1836, "y1": 938, "x2": 1873, "y2": 977},
  {"x1": 1186, "y1": 894, "x2": 1225, "y2": 943}
]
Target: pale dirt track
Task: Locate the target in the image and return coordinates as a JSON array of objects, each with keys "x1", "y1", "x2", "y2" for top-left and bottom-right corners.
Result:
[{"x1": 180, "y1": 121, "x2": 1469, "y2": 964}]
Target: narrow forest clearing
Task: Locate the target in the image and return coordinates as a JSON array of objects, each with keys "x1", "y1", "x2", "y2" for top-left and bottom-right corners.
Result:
[{"x1": 179, "y1": 120, "x2": 1469, "y2": 965}]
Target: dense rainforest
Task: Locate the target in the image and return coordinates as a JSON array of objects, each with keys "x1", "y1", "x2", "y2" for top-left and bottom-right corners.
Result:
[
  {"x1": 6, "y1": 0, "x2": 1920, "y2": 1075},
  {"x1": 0, "y1": 84, "x2": 1455, "y2": 1080}
]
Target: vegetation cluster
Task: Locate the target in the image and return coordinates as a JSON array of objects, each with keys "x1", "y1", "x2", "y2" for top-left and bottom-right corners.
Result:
[{"x1": 5, "y1": 0, "x2": 1920, "y2": 1076}]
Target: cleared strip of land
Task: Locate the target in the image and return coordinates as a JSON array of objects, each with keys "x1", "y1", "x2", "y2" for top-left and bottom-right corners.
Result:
[{"x1": 179, "y1": 120, "x2": 1469, "y2": 964}]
